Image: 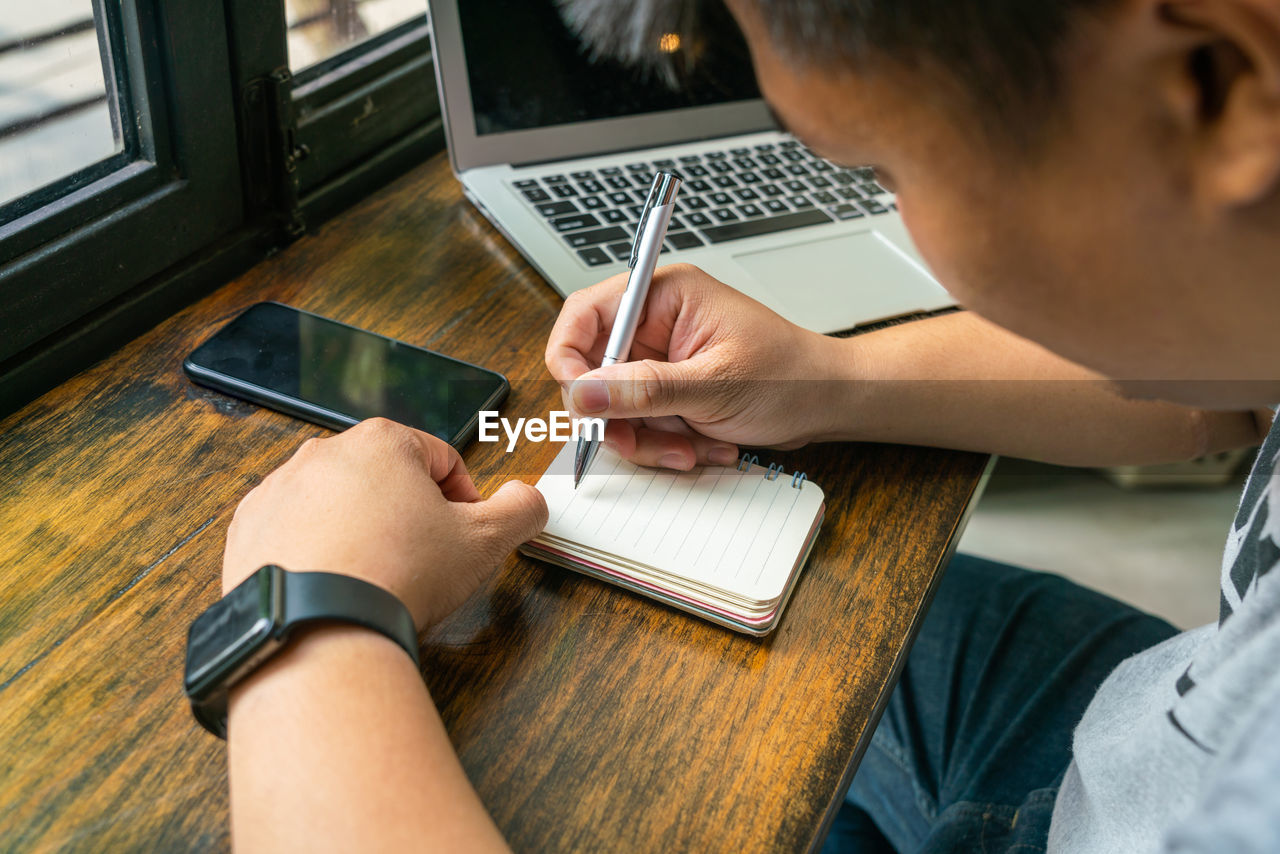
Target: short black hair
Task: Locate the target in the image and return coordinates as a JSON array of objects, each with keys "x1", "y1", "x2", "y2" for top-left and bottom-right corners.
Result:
[{"x1": 558, "y1": 0, "x2": 1119, "y2": 132}]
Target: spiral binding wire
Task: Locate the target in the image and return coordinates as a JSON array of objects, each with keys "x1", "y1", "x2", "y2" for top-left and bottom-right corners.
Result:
[{"x1": 738, "y1": 453, "x2": 807, "y2": 489}]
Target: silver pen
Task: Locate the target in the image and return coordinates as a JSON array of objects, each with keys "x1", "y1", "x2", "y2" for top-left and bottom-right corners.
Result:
[{"x1": 574, "y1": 171, "x2": 682, "y2": 488}]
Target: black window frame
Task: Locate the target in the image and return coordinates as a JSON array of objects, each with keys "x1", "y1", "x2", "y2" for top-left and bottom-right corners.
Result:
[{"x1": 0, "y1": 0, "x2": 445, "y2": 416}]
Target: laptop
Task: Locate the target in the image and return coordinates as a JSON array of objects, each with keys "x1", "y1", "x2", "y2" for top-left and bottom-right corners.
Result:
[{"x1": 426, "y1": 0, "x2": 954, "y2": 333}]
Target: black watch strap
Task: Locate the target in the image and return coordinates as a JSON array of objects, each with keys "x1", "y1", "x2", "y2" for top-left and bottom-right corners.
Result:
[
  {"x1": 187, "y1": 567, "x2": 419, "y2": 738},
  {"x1": 282, "y1": 571, "x2": 419, "y2": 658}
]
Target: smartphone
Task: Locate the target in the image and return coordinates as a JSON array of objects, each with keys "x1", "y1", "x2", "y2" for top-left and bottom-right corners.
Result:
[{"x1": 183, "y1": 302, "x2": 509, "y2": 448}]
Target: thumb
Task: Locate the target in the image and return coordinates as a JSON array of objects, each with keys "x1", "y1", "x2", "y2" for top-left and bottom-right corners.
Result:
[
  {"x1": 570, "y1": 357, "x2": 710, "y2": 420},
  {"x1": 463, "y1": 480, "x2": 549, "y2": 553}
]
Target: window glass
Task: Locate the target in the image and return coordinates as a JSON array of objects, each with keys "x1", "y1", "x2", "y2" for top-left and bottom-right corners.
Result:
[
  {"x1": 0, "y1": 1, "x2": 121, "y2": 206},
  {"x1": 285, "y1": 0, "x2": 424, "y2": 71}
]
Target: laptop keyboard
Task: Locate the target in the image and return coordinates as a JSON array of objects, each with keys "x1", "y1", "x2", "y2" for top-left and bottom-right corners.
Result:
[{"x1": 508, "y1": 140, "x2": 895, "y2": 268}]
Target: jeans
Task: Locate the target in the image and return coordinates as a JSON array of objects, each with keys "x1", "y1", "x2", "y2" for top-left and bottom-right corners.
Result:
[{"x1": 823, "y1": 554, "x2": 1179, "y2": 854}]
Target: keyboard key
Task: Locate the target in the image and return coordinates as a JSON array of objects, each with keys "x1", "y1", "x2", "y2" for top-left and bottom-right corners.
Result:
[
  {"x1": 811, "y1": 161, "x2": 834, "y2": 172},
  {"x1": 783, "y1": 180, "x2": 807, "y2": 193},
  {"x1": 813, "y1": 190, "x2": 838, "y2": 204},
  {"x1": 632, "y1": 172, "x2": 655, "y2": 186},
  {"x1": 763, "y1": 168, "x2": 786, "y2": 180},
  {"x1": 782, "y1": 150, "x2": 804, "y2": 161},
  {"x1": 536, "y1": 201, "x2": 578, "y2": 217},
  {"x1": 709, "y1": 191, "x2": 733, "y2": 206},
  {"x1": 831, "y1": 171, "x2": 856, "y2": 185},
  {"x1": 514, "y1": 179, "x2": 539, "y2": 189},
  {"x1": 739, "y1": 171, "x2": 761, "y2": 184},
  {"x1": 837, "y1": 187, "x2": 862, "y2": 200},
  {"x1": 685, "y1": 164, "x2": 710, "y2": 177},
  {"x1": 865, "y1": 180, "x2": 887, "y2": 194},
  {"x1": 578, "y1": 246, "x2": 612, "y2": 266},
  {"x1": 685, "y1": 211, "x2": 712, "y2": 227},
  {"x1": 634, "y1": 189, "x2": 652, "y2": 203},
  {"x1": 733, "y1": 157, "x2": 756, "y2": 170},
  {"x1": 653, "y1": 158, "x2": 677, "y2": 168},
  {"x1": 830, "y1": 203, "x2": 865, "y2": 220},
  {"x1": 789, "y1": 195, "x2": 814, "y2": 208},
  {"x1": 666, "y1": 215, "x2": 686, "y2": 230},
  {"x1": 627, "y1": 205, "x2": 644, "y2": 218},
  {"x1": 711, "y1": 208, "x2": 739, "y2": 223},
  {"x1": 552, "y1": 185, "x2": 579, "y2": 198},
  {"x1": 580, "y1": 179, "x2": 604, "y2": 193},
  {"x1": 754, "y1": 142, "x2": 775, "y2": 151},
  {"x1": 581, "y1": 195, "x2": 607, "y2": 210},
  {"x1": 684, "y1": 196, "x2": 709, "y2": 209},
  {"x1": 600, "y1": 166, "x2": 623, "y2": 176},
  {"x1": 627, "y1": 162, "x2": 648, "y2": 171},
  {"x1": 678, "y1": 154, "x2": 702, "y2": 163},
  {"x1": 706, "y1": 151, "x2": 727, "y2": 159},
  {"x1": 759, "y1": 183, "x2": 784, "y2": 197},
  {"x1": 713, "y1": 175, "x2": 737, "y2": 188},
  {"x1": 787, "y1": 164, "x2": 810, "y2": 176},
  {"x1": 779, "y1": 139, "x2": 800, "y2": 148},
  {"x1": 571, "y1": 171, "x2": 595, "y2": 181},
  {"x1": 730, "y1": 147, "x2": 751, "y2": 156},
  {"x1": 809, "y1": 176, "x2": 832, "y2": 189},
  {"x1": 758, "y1": 153, "x2": 781, "y2": 166},
  {"x1": 709, "y1": 161, "x2": 733, "y2": 173},
  {"x1": 607, "y1": 191, "x2": 632, "y2": 205},
  {"x1": 737, "y1": 203, "x2": 764, "y2": 218},
  {"x1": 544, "y1": 174, "x2": 567, "y2": 183},
  {"x1": 668, "y1": 231, "x2": 705, "y2": 250},
  {"x1": 564, "y1": 226, "x2": 630, "y2": 248},
  {"x1": 763, "y1": 199, "x2": 789, "y2": 214},
  {"x1": 698, "y1": 209, "x2": 833, "y2": 243},
  {"x1": 733, "y1": 188, "x2": 760, "y2": 201},
  {"x1": 858, "y1": 198, "x2": 891, "y2": 215},
  {"x1": 600, "y1": 208, "x2": 627, "y2": 223},
  {"x1": 689, "y1": 179, "x2": 712, "y2": 193},
  {"x1": 606, "y1": 176, "x2": 631, "y2": 190},
  {"x1": 552, "y1": 212, "x2": 602, "y2": 232},
  {"x1": 522, "y1": 188, "x2": 551, "y2": 202},
  {"x1": 607, "y1": 241, "x2": 633, "y2": 261}
]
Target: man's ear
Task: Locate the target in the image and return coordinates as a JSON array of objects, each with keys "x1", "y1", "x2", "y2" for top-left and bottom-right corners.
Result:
[{"x1": 1156, "y1": 0, "x2": 1280, "y2": 210}]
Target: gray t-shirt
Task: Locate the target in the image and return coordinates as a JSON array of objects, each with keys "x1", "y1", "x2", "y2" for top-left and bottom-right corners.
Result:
[{"x1": 1048, "y1": 416, "x2": 1280, "y2": 853}]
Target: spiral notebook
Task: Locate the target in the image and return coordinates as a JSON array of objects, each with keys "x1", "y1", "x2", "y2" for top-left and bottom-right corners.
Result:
[{"x1": 521, "y1": 442, "x2": 826, "y2": 635}]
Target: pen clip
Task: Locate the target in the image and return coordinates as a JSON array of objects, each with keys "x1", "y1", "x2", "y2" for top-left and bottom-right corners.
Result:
[
  {"x1": 629, "y1": 171, "x2": 682, "y2": 269},
  {"x1": 629, "y1": 194, "x2": 655, "y2": 269}
]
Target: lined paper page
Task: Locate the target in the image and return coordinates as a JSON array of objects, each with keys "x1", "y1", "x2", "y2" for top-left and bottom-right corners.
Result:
[{"x1": 533, "y1": 443, "x2": 823, "y2": 603}]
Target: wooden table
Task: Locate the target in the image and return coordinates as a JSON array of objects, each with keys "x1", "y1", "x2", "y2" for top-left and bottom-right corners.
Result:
[{"x1": 0, "y1": 153, "x2": 990, "y2": 852}]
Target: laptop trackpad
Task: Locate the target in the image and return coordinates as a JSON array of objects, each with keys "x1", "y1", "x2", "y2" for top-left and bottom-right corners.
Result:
[{"x1": 731, "y1": 230, "x2": 942, "y2": 331}]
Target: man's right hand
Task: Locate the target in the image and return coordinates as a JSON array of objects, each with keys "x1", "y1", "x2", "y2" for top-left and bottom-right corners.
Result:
[{"x1": 545, "y1": 263, "x2": 847, "y2": 469}]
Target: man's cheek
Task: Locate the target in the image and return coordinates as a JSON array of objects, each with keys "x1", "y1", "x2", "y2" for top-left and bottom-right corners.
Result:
[{"x1": 897, "y1": 204, "x2": 975, "y2": 300}]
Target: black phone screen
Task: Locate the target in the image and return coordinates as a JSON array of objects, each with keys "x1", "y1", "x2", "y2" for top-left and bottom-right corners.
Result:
[{"x1": 184, "y1": 303, "x2": 508, "y2": 443}]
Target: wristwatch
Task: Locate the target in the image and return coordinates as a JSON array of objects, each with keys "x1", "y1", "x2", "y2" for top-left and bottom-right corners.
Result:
[{"x1": 183, "y1": 565, "x2": 419, "y2": 738}]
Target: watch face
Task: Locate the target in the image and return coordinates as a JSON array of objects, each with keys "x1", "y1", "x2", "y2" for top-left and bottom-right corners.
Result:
[{"x1": 184, "y1": 567, "x2": 279, "y2": 699}]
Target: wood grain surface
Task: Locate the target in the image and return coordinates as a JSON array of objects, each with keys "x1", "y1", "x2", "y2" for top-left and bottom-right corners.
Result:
[{"x1": 0, "y1": 153, "x2": 989, "y2": 853}]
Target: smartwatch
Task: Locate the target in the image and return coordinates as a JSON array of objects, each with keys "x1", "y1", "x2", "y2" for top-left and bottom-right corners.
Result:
[{"x1": 183, "y1": 565, "x2": 419, "y2": 738}]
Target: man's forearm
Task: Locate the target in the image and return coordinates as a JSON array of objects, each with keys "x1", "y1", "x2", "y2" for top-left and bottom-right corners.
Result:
[
  {"x1": 227, "y1": 626, "x2": 509, "y2": 853},
  {"x1": 822, "y1": 311, "x2": 1266, "y2": 466}
]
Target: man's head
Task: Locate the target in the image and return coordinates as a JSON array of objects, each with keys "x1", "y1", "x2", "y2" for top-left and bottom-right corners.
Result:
[{"x1": 562, "y1": 0, "x2": 1280, "y2": 406}]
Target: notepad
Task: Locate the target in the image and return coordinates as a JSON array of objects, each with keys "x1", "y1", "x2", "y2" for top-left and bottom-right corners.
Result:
[{"x1": 520, "y1": 442, "x2": 826, "y2": 635}]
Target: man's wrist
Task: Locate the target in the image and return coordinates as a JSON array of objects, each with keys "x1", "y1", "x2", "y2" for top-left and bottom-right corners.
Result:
[
  {"x1": 801, "y1": 332, "x2": 872, "y2": 443},
  {"x1": 227, "y1": 624, "x2": 420, "y2": 734}
]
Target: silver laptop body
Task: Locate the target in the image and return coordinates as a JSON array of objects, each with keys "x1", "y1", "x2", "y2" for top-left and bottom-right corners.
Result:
[{"x1": 426, "y1": 0, "x2": 954, "y2": 334}]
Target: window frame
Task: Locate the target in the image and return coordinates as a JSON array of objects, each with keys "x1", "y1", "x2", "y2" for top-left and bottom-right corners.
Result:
[
  {"x1": 0, "y1": 0, "x2": 446, "y2": 416},
  {"x1": 0, "y1": 0, "x2": 243, "y2": 367}
]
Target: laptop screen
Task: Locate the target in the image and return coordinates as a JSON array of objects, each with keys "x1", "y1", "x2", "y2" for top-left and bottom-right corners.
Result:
[{"x1": 459, "y1": 0, "x2": 761, "y2": 136}]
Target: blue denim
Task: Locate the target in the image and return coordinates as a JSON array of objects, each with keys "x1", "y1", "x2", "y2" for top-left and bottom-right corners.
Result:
[{"x1": 823, "y1": 553, "x2": 1179, "y2": 854}]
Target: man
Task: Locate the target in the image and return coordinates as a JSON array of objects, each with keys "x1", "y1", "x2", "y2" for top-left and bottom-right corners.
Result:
[{"x1": 218, "y1": 0, "x2": 1280, "y2": 850}]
